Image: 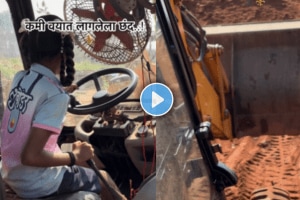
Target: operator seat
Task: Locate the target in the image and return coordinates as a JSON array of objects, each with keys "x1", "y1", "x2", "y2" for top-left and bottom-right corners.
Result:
[
  {"x1": 1, "y1": 175, "x2": 100, "y2": 200},
  {"x1": 4, "y1": 189, "x2": 100, "y2": 200}
]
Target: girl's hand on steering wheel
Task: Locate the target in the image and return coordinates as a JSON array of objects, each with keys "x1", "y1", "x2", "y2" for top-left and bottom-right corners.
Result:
[{"x1": 64, "y1": 84, "x2": 78, "y2": 93}]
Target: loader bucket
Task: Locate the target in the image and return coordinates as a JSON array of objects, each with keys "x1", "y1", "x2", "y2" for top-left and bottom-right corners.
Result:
[{"x1": 205, "y1": 21, "x2": 300, "y2": 138}]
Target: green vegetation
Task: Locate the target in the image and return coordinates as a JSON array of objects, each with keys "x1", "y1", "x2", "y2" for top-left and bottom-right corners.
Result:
[
  {"x1": 0, "y1": 57, "x2": 23, "y2": 78},
  {"x1": 0, "y1": 57, "x2": 112, "y2": 78},
  {"x1": 0, "y1": 43, "x2": 129, "y2": 79},
  {"x1": 75, "y1": 60, "x2": 108, "y2": 71}
]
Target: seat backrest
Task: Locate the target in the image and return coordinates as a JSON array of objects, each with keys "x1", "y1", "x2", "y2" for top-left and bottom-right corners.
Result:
[{"x1": 0, "y1": 174, "x2": 6, "y2": 200}]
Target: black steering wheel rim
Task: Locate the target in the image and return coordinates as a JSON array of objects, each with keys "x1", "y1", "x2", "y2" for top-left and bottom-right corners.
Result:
[{"x1": 68, "y1": 67, "x2": 138, "y2": 115}]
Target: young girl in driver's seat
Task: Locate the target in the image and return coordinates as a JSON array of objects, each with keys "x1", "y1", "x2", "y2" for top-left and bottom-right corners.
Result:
[{"x1": 0, "y1": 14, "x2": 103, "y2": 199}]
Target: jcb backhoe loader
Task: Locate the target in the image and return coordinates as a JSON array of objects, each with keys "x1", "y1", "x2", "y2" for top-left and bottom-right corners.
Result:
[
  {"x1": 157, "y1": 0, "x2": 300, "y2": 199},
  {"x1": 156, "y1": 0, "x2": 237, "y2": 199},
  {"x1": 2, "y1": 0, "x2": 237, "y2": 200},
  {"x1": 1, "y1": 0, "x2": 239, "y2": 199}
]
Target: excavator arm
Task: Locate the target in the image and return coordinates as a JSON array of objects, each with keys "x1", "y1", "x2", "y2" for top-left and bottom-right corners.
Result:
[
  {"x1": 157, "y1": 0, "x2": 238, "y2": 198},
  {"x1": 175, "y1": 2, "x2": 233, "y2": 139}
]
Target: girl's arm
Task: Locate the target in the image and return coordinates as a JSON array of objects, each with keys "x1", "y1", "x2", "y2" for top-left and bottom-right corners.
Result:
[{"x1": 21, "y1": 127, "x2": 94, "y2": 167}]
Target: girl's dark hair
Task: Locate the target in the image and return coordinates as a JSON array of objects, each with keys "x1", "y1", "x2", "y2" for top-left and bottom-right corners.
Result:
[{"x1": 19, "y1": 14, "x2": 75, "y2": 86}]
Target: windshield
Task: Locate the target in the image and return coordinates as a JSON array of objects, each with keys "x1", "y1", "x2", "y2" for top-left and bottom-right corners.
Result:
[
  {"x1": 0, "y1": 0, "x2": 156, "y2": 126},
  {"x1": 0, "y1": 0, "x2": 22, "y2": 124},
  {"x1": 156, "y1": 18, "x2": 214, "y2": 200}
]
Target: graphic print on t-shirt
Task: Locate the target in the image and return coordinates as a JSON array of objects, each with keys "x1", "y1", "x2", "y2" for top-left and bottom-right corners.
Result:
[
  {"x1": 6, "y1": 73, "x2": 42, "y2": 133},
  {"x1": 7, "y1": 86, "x2": 33, "y2": 133}
]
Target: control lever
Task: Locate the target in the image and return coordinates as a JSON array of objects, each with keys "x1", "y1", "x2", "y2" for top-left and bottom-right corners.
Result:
[
  {"x1": 195, "y1": 121, "x2": 238, "y2": 191},
  {"x1": 86, "y1": 159, "x2": 126, "y2": 200}
]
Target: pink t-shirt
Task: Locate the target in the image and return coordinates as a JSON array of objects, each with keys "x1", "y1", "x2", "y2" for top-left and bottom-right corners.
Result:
[{"x1": 0, "y1": 63, "x2": 69, "y2": 198}]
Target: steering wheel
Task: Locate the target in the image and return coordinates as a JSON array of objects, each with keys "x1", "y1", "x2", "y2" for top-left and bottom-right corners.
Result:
[{"x1": 68, "y1": 67, "x2": 138, "y2": 115}]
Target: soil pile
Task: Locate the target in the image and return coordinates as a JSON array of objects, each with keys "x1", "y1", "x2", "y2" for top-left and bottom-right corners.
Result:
[
  {"x1": 183, "y1": 0, "x2": 300, "y2": 26},
  {"x1": 182, "y1": 0, "x2": 300, "y2": 199},
  {"x1": 215, "y1": 135, "x2": 300, "y2": 199}
]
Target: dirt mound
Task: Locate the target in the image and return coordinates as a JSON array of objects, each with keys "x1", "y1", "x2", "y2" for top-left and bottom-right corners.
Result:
[
  {"x1": 183, "y1": 0, "x2": 300, "y2": 26},
  {"x1": 215, "y1": 135, "x2": 300, "y2": 199},
  {"x1": 181, "y1": 1, "x2": 300, "y2": 199}
]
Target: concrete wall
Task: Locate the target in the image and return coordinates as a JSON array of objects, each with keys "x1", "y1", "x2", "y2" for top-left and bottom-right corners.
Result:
[{"x1": 205, "y1": 22, "x2": 300, "y2": 137}]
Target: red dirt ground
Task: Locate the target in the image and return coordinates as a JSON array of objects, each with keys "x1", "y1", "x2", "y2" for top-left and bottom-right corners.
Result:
[
  {"x1": 183, "y1": 0, "x2": 300, "y2": 26},
  {"x1": 182, "y1": 0, "x2": 300, "y2": 199},
  {"x1": 215, "y1": 136, "x2": 300, "y2": 199}
]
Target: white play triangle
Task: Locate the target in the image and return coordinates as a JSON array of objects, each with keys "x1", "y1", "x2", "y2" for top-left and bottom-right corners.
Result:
[{"x1": 152, "y1": 91, "x2": 164, "y2": 108}]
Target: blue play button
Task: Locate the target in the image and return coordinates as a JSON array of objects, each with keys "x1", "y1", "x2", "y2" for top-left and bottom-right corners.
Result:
[{"x1": 140, "y1": 83, "x2": 173, "y2": 116}]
